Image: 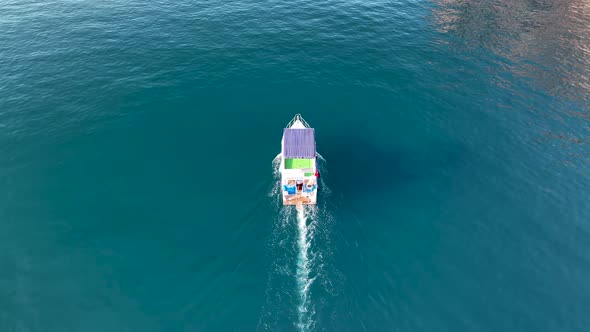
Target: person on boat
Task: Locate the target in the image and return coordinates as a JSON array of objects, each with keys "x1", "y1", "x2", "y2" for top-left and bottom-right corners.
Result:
[
  {"x1": 296, "y1": 180, "x2": 303, "y2": 192},
  {"x1": 303, "y1": 180, "x2": 316, "y2": 192},
  {"x1": 283, "y1": 180, "x2": 296, "y2": 195}
]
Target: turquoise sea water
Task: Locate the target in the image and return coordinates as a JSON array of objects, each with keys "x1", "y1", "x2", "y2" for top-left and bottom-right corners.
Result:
[{"x1": 1, "y1": 0, "x2": 590, "y2": 331}]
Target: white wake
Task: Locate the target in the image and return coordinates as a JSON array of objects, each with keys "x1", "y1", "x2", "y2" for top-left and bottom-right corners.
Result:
[
  {"x1": 259, "y1": 153, "x2": 338, "y2": 332},
  {"x1": 296, "y1": 207, "x2": 315, "y2": 332}
]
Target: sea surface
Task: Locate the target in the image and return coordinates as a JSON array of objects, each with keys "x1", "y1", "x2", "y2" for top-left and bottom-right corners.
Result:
[{"x1": 1, "y1": 0, "x2": 590, "y2": 331}]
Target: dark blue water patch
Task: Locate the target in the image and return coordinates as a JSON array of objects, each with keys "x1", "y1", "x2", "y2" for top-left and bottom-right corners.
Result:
[{"x1": 321, "y1": 130, "x2": 465, "y2": 204}]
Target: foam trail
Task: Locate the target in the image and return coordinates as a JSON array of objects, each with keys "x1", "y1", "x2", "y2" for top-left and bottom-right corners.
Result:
[
  {"x1": 296, "y1": 207, "x2": 314, "y2": 332},
  {"x1": 260, "y1": 153, "x2": 332, "y2": 332},
  {"x1": 268, "y1": 154, "x2": 283, "y2": 200}
]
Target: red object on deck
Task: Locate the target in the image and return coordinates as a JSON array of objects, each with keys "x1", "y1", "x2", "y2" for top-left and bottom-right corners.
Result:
[{"x1": 315, "y1": 170, "x2": 320, "y2": 178}]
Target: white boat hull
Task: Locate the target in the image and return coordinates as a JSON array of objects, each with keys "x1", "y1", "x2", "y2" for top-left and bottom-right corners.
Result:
[{"x1": 279, "y1": 115, "x2": 318, "y2": 206}]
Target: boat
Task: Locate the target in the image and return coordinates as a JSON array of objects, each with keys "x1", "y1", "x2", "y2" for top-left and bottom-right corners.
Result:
[{"x1": 279, "y1": 114, "x2": 319, "y2": 209}]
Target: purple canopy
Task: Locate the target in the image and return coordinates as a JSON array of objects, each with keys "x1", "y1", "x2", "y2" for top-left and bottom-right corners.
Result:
[{"x1": 283, "y1": 128, "x2": 315, "y2": 158}]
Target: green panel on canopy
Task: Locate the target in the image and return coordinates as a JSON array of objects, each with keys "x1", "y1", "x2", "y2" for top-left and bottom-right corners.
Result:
[{"x1": 284, "y1": 158, "x2": 312, "y2": 169}]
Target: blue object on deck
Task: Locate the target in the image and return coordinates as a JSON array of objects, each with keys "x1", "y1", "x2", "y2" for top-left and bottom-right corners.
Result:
[{"x1": 283, "y1": 184, "x2": 296, "y2": 195}]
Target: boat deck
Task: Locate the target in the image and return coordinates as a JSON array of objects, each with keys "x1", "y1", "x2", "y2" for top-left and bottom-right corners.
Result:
[
  {"x1": 282, "y1": 192, "x2": 317, "y2": 206},
  {"x1": 281, "y1": 114, "x2": 318, "y2": 207}
]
